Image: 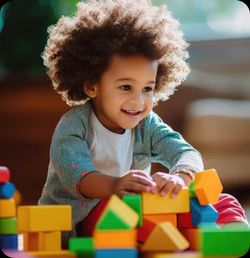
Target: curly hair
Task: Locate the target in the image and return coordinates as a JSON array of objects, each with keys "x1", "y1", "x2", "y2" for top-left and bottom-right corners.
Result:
[{"x1": 42, "y1": 0, "x2": 190, "y2": 106}]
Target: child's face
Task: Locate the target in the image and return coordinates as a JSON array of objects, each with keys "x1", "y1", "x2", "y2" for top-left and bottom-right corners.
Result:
[{"x1": 86, "y1": 55, "x2": 158, "y2": 133}]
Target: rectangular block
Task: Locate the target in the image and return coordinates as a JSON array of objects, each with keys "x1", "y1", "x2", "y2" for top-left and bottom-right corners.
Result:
[
  {"x1": 179, "y1": 228, "x2": 200, "y2": 251},
  {"x1": 18, "y1": 205, "x2": 72, "y2": 232},
  {"x1": 0, "y1": 198, "x2": 16, "y2": 218},
  {"x1": 95, "y1": 249, "x2": 138, "y2": 258},
  {"x1": 0, "y1": 234, "x2": 18, "y2": 250},
  {"x1": 142, "y1": 188, "x2": 190, "y2": 214},
  {"x1": 94, "y1": 229, "x2": 136, "y2": 248},
  {"x1": 69, "y1": 237, "x2": 94, "y2": 257},
  {"x1": 0, "y1": 217, "x2": 17, "y2": 234},
  {"x1": 39, "y1": 231, "x2": 61, "y2": 251}
]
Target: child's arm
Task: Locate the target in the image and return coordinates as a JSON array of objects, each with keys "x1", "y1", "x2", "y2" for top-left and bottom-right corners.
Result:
[{"x1": 79, "y1": 170, "x2": 157, "y2": 199}]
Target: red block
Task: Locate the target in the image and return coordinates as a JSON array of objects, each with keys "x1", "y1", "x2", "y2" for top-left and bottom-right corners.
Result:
[
  {"x1": 0, "y1": 166, "x2": 10, "y2": 183},
  {"x1": 177, "y1": 212, "x2": 194, "y2": 228}
]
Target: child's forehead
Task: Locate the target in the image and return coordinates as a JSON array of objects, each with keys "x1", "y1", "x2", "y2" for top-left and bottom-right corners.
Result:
[
  {"x1": 101, "y1": 54, "x2": 158, "y2": 81},
  {"x1": 108, "y1": 54, "x2": 158, "y2": 70}
]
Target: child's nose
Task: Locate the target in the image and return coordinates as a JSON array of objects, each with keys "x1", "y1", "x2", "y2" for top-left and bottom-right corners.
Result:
[{"x1": 130, "y1": 92, "x2": 144, "y2": 106}]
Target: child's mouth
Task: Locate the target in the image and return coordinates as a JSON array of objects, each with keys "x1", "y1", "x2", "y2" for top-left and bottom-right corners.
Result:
[{"x1": 122, "y1": 109, "x2": 142, "y2": 116}]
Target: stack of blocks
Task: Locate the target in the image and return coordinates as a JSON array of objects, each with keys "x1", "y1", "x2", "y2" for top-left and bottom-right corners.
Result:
[
  {"x1": 17, "y1": 204, "x2": 75, "y2": 257},
  {"x1": 1, "y1": 167, "x2": 249, "y2": 257},
  {"x1": 69, "y1": 169, "x2": 250, "y2": 258},
  {"x1": 0, "y1": 166, "x2": 18, "y2": 251}
]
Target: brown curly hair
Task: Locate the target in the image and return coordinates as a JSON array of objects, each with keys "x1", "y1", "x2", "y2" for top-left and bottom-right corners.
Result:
[{"x1": 42, "y1": 0, "x2": 190, "y2": 106}]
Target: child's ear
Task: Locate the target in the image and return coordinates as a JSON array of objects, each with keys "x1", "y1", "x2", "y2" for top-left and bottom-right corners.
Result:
[{"x1": 83, "y1": 84, "x2": 97, "y2": 98}]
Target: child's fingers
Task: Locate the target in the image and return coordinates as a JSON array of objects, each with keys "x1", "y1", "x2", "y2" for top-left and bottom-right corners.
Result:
[
  {"x1": 170, "y1": 183, "x2": 183, "y2": 198},
  {"x1": 129, "y1": 173, "x2": 156, "y2": 187},
  {"x1": 159, "y1": 180, "x2": 175, "y2": 196},
  {"x1": 125, "y1": 181, "x2": 151, "y2": 193}
]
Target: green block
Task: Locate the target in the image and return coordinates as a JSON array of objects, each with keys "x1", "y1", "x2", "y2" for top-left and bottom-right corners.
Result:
[
  {"x1": 189, "y1": 181, "x2": 196, "y2": 198},
  {"x1": 96, "y1": 209, "x2": 130, "y2": 230},
  {"x1": 122, "y1": 194, "x2": 142, "y2": 227},
  {"x1": 200, "y1": 225, "x2": 250, "y2": 256},
  {"x1": 0, "y1": 217, "x2": 17, "y2": 234},
  {"x1": 69, "y1": 237, "x2": 94, "y2": 258}
]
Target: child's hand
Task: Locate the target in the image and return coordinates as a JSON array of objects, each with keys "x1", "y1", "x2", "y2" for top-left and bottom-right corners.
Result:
[
  {"x1": 152, "y1": 172, "x2": 185, "y2": 198},
  {"x1": 113, "y1": 170, "x2": 157, "y2": 197}
]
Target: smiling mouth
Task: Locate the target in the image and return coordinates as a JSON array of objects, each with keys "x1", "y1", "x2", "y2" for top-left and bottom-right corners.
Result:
[{"x1": 122, "y1": 109, "x2": 143, "y2": 116}]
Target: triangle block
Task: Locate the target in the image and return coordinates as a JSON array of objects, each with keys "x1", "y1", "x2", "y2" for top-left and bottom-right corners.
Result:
[{"x1": 141, "y1": 221, "x2": 189, "y2": 251}]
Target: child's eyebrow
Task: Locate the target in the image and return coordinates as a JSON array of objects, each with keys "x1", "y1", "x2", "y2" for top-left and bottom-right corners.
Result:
[{"x1": 115, "y1": 78, "x2": 156, "y2": 84}]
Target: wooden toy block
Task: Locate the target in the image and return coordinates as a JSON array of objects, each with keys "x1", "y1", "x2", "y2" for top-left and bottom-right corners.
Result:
[
  {"x1": 69, "y1": 237, "x2": 94, "y2": 258},
  {"x1": 0, "y1": 234, "x2": 18, "y2": 250},
  {"x1": 177, "y1": 212, "x2": 194, "y2": 228},
  {"x1": 23, "y1": 232, "x2": 61, "y2": 251},
  {"x1": 0, "y1": 181, "x2": 16, "y2": 198},
  {"x1": 190, "y1": 198, "x2": 218, "y2": 227},
  {"x1": 142, "y1": 251, "x2": 205, "y2": 258},
  {"x1": 0, "y1": 217, "x2": 17, "y2": 234},
  {"x1": 28, "y1": 250, "x2": 77, "y2": 257},
  {"x1": 96, "y1": 195, "x2": 138, "y2": 230},
  {"x1": 200, "y1": 225, "x2": 250, "y2": 256},
  {"x1": 0, "y1": 198, "x2": 16, "y2": 217},
  {"x1": 194, "y1": 169, "x2": 223, "y2": 205},
  {"x1": 189, "y1": 181, "x2": 196, "y2": 198},
  {"x1": 95, "y1": 248, "x2": 138, "y2": 258},
  {"x1": 0, "y1": 166, "x2": 10, "y2": 183},
  {"x1": 0, "y1": 198, "x2": 16, "y2": 218},
  {"x1": 142, "y1": 188, "x2": 190, "y2": 215},
  {"x1": 17, "y1": 205, "x2": 72, "y2": 232},
  {"x1": 179, "y1": 228, "x2": 200, "y2": 251},
  {"x1": 141, "y1": 222, "x2": 189, "y2": 251},
  {"x1": 122, "y1": 194, "x2": 142, "y2": 227},
  {"x1": 137, "y1": 214, "x2": 177, "y2": 243},
  {"x1": 94, "y1": 229, "x2": 136, "y2": 249}
]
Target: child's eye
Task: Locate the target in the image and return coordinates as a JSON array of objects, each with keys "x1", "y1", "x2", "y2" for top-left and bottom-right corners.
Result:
[
  {"x1": 119, "y1": 85, "x2": 132, "y2": 91},
  {"x1": 143, "y1": 86, "x2": 154, "y2": 93}
]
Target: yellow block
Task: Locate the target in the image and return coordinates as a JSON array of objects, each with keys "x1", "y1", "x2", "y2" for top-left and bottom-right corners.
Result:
[
  {"x1": 23, "y1": 231, "x2": 61, "y2": 251},
  {"x1": 142, "y1": 188, "x2": 190, "y2": 214},
  {"x1": 0, "y1": 198, "x2": 16, "y2": 217},
  {"x1": 94, "y1": 229, "x2": 136, "y2": 248},
  {"x1": 18, "y1": 205, "x2": 72, "y2": 232},
  {"x1": 141, "y1": 222, "x2": 189, "y2": 251},
  {"x1": 28, "y1": 251, "x2": 76, "y2": 258},
  {"x1": 13, "y1": 189, "x2": 22, "y2": 206},
  {"x1": 97, "y1": 195, "x2": 139, "y2": 229},
  {"x1": 194, "y1": 169, "x2": 223, "y2": 205}
]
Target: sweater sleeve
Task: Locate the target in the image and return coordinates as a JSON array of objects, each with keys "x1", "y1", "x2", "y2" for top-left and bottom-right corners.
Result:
[
  {"x1": 214, "y1": 193, "x2": 249, "y2": 226},
  {"x1": 50, "y1": 111, "x2": 96, "y2": 201},
  {"x1": 149, "y1": 112, "x2": 204, "y2": 173}
]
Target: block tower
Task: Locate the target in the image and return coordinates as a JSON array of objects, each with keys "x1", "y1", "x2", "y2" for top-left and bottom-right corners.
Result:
[{"x1": 0, "y1": 166, "x2": 18, "y2": 251}]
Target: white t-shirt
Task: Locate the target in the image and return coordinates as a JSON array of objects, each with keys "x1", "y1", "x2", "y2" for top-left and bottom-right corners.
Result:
[{"x1": 90, "y1": 110, "x2": 135, "y2": 177}]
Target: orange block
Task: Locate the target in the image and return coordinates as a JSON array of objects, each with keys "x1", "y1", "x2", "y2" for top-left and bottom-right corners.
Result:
[
  {"x1": 194, "y1": 169, "x2": 223, "y2": 205},
  {"x1": 144, "y1": 214, "x2": 177, "y2": 226},
  {"x1": 94, "y1": 229, "x2": 137, "y2": 249},
  {"x1": 179, "y1": 228, "x2": 201, "y2": 251},
  {"x1": 0, "y1": 198, "x2": 16, "y2": 218},
  {"x1": 23, "y1": 231, "x2": 61, "y2": 251}
]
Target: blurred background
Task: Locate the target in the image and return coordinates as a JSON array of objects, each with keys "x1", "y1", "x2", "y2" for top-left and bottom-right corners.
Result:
[{"x1": 0, "y1": 0, "x2": 249, "y2": 221}]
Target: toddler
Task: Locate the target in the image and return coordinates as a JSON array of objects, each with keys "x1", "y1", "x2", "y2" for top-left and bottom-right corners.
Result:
[{"x1": 38, "y1": 0, "x2": 248, "y2": 248}]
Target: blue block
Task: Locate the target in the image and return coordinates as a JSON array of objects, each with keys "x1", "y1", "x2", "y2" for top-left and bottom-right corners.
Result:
[
  {"x1": 0, "y1": 235, "x2": 18, "y2": 250},
  {"x1": 190, "y1": 198, "x2": 219, "y2": 227},
  {"x1": 0, "y1": 182, "x2": 16, "y2": 198},
  {"x1": 95, "y1": 249, "x2": 138, "y2": 258}
]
